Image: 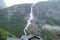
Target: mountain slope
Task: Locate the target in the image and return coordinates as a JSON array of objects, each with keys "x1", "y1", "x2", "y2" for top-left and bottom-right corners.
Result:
[
  {"x1": 0, "y1": 0, "x2": 60, "y2": 40},
  {"x1": 33, "y1": 1, "x2": 60, "y2": 40},
  {"x1": 0, "y1": 27, "x2": 16, "y2": 40},
  {"x1": 33, "y1": 1, "x2": 60, "y2": 26},
  {"x1": 0, "y1": 4, "x2": 32, "y2": 37}
]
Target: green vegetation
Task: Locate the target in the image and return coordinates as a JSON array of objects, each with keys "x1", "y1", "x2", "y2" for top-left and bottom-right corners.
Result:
[
  {"x1": 0, "y1": 27, "x2": 16, "y2": 40},
  {"x1": 0, "y1": 4, "x2": 32, "y2": 38},
  {"x1": 0, "y1": 1, "x2": 60, "y2": 40}
]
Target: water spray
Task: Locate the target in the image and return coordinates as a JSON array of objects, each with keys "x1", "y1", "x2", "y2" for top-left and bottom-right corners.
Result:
[{"x1": 24, "y1": 4, "x2": 34, "y2": 36}]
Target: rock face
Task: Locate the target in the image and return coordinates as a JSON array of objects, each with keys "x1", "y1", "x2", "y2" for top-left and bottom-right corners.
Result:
[
  {"x1": 33, "y1": 1, "x2": 60, "y2": 26},
  {"x1": 33, "y1": 1, "x2": 60, "y2": 40},
  {"x1": 26, "y1": 24, "x2": 41, "y2": 36},
  {"x1": 0, "y1": 0, "x2": 6, "y2": 9}
]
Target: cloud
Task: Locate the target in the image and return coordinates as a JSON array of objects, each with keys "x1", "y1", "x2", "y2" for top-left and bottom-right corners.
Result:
[{"x1": 4, "y1": 0, "x2": 47, "y2": 7}]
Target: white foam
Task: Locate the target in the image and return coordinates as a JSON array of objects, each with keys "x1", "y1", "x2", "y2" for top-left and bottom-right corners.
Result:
[{"x1": 24, "y1": 4, "x2": 34, "y2": 36}]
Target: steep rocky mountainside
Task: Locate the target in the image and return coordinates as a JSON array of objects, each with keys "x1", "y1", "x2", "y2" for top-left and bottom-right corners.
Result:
[
  {"x1": 33, "y1": 1, "x2": 60, "y2": 26},
  {"x1": 0, "y1": 4, "x2": 32, "y2": 37},
  {"x1": 0, "y1": 0, "x2": 60, "y2": 40},
  {"x1": 32, "y1": 1, "x2": 60, "y2": 40}
]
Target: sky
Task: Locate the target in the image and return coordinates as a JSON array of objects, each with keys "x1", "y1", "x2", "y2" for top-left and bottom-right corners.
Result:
[{"x1": 4, "y1": 0, "x2": 48, "y2": 7}]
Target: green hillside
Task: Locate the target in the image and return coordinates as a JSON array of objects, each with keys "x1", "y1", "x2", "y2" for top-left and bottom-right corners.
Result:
[
  {"x1": 0, "y1": 0, "x2": 60, "y2": 40},
  {"x1": 0, "y1": 4, "x2": 32, "y2": 37},
  {"x1": 0, "y1": 27, "x2": 16, "y2": 40}
]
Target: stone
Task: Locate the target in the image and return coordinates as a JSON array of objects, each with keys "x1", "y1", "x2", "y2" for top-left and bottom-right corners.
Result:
[
  {"x1": 21, "y1": 35, "x2": 41, "y2": 40},
  {"x1": 7, "y1": 38, "x2": 21, "y2": 40}
]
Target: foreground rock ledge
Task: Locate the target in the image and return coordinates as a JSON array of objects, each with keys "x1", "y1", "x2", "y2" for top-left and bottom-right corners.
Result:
[{"x1": 7, "y1": 35, "x2": 41, "y2": 40}]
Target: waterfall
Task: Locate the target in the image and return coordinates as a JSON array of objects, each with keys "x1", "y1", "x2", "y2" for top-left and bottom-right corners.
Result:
[{"x1": 24, "y1": 4, "x2": 34, "y2": 36}]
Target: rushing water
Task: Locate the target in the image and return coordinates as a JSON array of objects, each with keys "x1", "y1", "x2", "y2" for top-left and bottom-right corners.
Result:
[
  {"x1": 23, "y1": 4, "x2": 43, "y2": 40},
  {"x1": 24, "y1": 2, "x2": 60, "y2": 40},
  {"x1": 24, "y1": 4, "x2": 34, "y2": 36}
]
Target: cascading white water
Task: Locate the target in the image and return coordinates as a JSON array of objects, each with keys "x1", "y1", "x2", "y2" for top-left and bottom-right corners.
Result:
[{"x1": 24, "y1": 4, "x2": 34, "y2": 36}]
